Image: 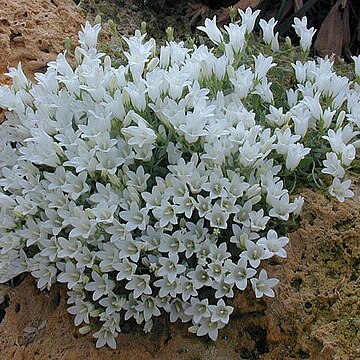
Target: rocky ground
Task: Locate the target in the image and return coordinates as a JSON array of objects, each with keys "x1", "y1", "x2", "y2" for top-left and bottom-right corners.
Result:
[{"x1": 0, "y1": 1, "x2": 359, "y2": 359}]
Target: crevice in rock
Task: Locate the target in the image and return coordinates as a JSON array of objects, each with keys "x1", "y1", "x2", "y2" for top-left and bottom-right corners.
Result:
[{"x1": 0, "y1": 294, "x2": 10, "y2": 324}]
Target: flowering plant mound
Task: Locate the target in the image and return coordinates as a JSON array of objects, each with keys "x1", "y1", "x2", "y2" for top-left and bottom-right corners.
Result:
[{"x1": 0, "y1": 8, "x2": 359, "y2": 348}]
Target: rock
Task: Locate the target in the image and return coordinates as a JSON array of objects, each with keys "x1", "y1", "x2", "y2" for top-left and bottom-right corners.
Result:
[{"x1": 0, "y1": 0, "x2": 84, "y2": 84}]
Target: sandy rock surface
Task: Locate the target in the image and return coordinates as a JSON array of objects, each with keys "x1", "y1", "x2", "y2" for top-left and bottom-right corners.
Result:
[{"x1": 0, "y1": 0, "x2": 83, "y2": 83}]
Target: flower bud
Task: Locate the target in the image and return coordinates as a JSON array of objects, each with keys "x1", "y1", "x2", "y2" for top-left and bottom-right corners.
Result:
[
  {"x1": 285, "y1": 36, "x2": 292, "y2": 48},
  {"x1": 141, "y1": 21, "x2": 147, "y2": 35},
  {"x1": 166, "y1": 27, "x2": 174, "y2": 42},
  {"x1": 94, "y1": 15, "x2": 102, "y2": 25},
  {"x1": 79, "y1": 326, "x2": 92, "y2": 335}
]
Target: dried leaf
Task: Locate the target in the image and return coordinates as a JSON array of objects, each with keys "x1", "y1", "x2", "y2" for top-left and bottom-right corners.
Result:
[
  {"x1": 314, "y1": 0, "x2": 349, "y2": 57},
  {"x1": 22, "y1": 332, "x2": 37, "y2": 346},
  {"x1": 37, "y1": 319, "x2": 47, "y2": 330},
  {"x1": 218, "y1": 0, "x2": 261, "y2": 24},
  {"x1": 23, "y1": 326, "x2": 37, "y2": 334},
  {"x1": 341, "y1": 1, "x2": 351, "y2": 55},
  {"x1": 278, "y1": 0, "x2": 296, "y2": 22},
  {"x1": 294, "y1": 0, "x2": 304, "y2": 11},
  {"x1": 232, "y1": 0, "x2": 261, "y2": 9}
]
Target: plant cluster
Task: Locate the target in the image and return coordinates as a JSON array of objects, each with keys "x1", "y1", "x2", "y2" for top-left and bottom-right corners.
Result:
[{"x1": 0, "y1": 8, "x2": 359, "y2": 348}]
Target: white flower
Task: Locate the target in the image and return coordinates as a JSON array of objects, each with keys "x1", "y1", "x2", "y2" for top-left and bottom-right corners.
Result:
[
  {"x1": 113, "y1": 258, "x2": 137, "y2": 281},
  {"x1": 341, "y1": 144, "x2": 356, "y2": 166},
  {"x1": 250, "y1": 269, "x2": 279, "y2": 298},
  {"x1": 328, "y1": 178, "x2": 354, "y2": 202},
  {"x1": 85, "y1": 271, "x2": 115, "y2": 301},
  {"x1": 135, "y1": 295, "x2": 161, "y2": 322},
  {"x1": 285, "y1": 143, "x2": 311, "y2": 171},
  {"x1": 292, "y1": 17, "x2": 308, "y2": 36},
  {"x1": 241, "y1": 241, "x2": 271, "y2": 268},
  {"x1": 176, "y1": 276, "x2": 198, "y2": 301},
  {"x1": 188, "y1": 265, "x2": 212, "y2": 288},
  {"x1": 292, "y1": 17, "x2": 316, "y2": 52},
  {"x1": 195, "y1": 195, "x2": 212, "y2": 217},
  {"x1": 202, "y1": 171, "x2": 229, "y2": 199},
  {"x1": 259, "y1": 18, "x2": 279, "y2": 51},
  {"x1": 238, "y1": 7, "x2": 261, "y2": 34},
  {"x1": 322, "y1": 129, "x2": 346, "y2": 154},
  {"x1": 253, "y1": 53, "x2": 276, "y2": 80},
  {"x1": 152, "y1": 200, "x2": 178, "y2": 227},
  {"x1": 300, "y1": 28, "x2": 317, "y2": 52},
  {"x1": 57, "y1": 237, "x2": 81, "y2": 259},
  {"x1": 119, "y1": 202, "x2": 149, "y2": 231},
  {"x1": 268, "y1": 193, "x2": 297, "y2": 221},
  {"x1": 157, "y1": 254, "x2": 186, "y2": 283},
  {"x1": 57, "y1": 262, "x2": 84, "y2": 289},
  {"x1": 253, "y1": 78, "x2": 274, "y2": 103},
  {"x1": 292, "y1": 196, "x2": 304, "y2": 215},
  {"x1": 229, "y1": 65, "x2": 254, "y2": 99},
  {"x1": 126, "y1": 166, "x2": 150, "y2": 192},
  {"x1": 78, "y1": 21, "x2": 101, "y2": 50},
  {"x1": 196, "y1": 317, "x2": 226, "y2": 341},
  {"x1": 266, "y1": 106, "x2": 287, "y2": 126},
  {"x1": 301, "y1": 92, "x2": 322, "y2": 121},
  {"x1": 118, "y1": 236, "x2": 141, "y2": 262},
  {"x1": 249, "y1": 209, "x2": 270, "y2": 231},
  {"x1": 322, "y1": 108, "x2": 336, "y2": 129},
  {"x1": 184, "y1": 298, "x2": 210, "y2": 323},
  {"x1": 351, "y1": 55, "x2": 360, "y2": 77},
  {"x1": 205, "y1": 203, "x2": 230, "y2": 229},
  {"x1": 153, "y1": 277, "x2": 178, "y2": 298},
  {"x1": 122, "y1": 116, "x2": 157, "y2": 148},
  {"x1": 224, "y1": 258, "x2": 256, "y2": 290},
  {"x1": 5, "y1": 63, "x2": 30, "y2": 92},
  {"x1": 31, "y1": 262, "x2": 57, "y2": 291},
  {"x1": 61, "y1": 171, "x2": 90, "y2": 200},
  {"x1": 257, "y1": 230, "x2": 289, "y2": 258},
  {"x1": 322, "y1": 152, "x2": 345, "y2": 178},
  {"x1": 67, "y1": 298, "x2": 94, "y2": 326},
  {"x1": 209, "y1": 299, "x2": 234, "y2": 324},
  {"x1": 0, "y1": 12, "x2": 358, "y2": 348},
  {"x1": 275, "y1": 128, "x2": 301, "y2": 155},
  {"x1": 197, "y1": 16, "x2": 223, "y2": 45},
  {"x1": 292, "y1": 61, "x2": 308, "y2": 83},
  {"x1": 125, "y1": 274, "x2": 152, "y2": 299},
  {"x1": 93, "y1": 327, "x2": 117, "y2": 349},
  {"x1": 224, "y1": 23, "x2": 246, "y2": 53}
]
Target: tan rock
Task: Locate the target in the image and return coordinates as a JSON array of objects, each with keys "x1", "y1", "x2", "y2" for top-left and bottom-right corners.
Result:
[{"x1": 0, "y1": 0, "x2": 84, "y2": 84}]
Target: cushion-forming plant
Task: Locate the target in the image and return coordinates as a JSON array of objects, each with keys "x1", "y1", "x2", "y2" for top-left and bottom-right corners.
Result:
[{"x1": 0, "y1": 8, "x2": 359, "y2": 348}]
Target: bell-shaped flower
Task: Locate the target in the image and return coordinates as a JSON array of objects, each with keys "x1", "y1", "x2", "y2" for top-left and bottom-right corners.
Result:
[
  {"x1": 238, "y1": 7, "x2": 261, "y2": 34},
  {"x1": 322, "y1": 152, "x2": 345, "y2": 178},
  {"x1": 122, "y1": 116, "x2": 157, "y2": 148},
  {"x1": 185, "y1": 298, "x2": 210, "y2": 324},
  {"x1": 125, "y1": 274, "x2": 152, "y2": 299},
  {"x1": 85, "y1": 271, "x2": 115, "y2": 301},
  {"x1": 78, "y1": 21, "x2": 101, "y2": 50},
  {"x1": 240, "y1": 240, "x2": 272, "y2": 268},
  {"x1": 224, "y1": 258, "x2": 257, "y2": 290},
  {"x1": 259, "y1": 18, "x2": 279, "y2": 51},
  {"x1": 250, "y1": 269, "x2": 279, "y2": 298},
  {"x1": 157, "y1": 254, "x2": 185, "y2": 283},
  {"x1": 328, "y1": 177, "x2": 354, "y2": 202},
  {"x1": 209, "y1": 298, "x2": 234, "y2": 325},
  {"x1": 285, "y1": 143, "x2": 310, "y2": 171},
  {"x1": 197, "y1": 16, "x2": 223, "y2": 45},
  {"x1": 224, "y1": 23, "x2": 246, "y2": 53},
  {"x1": 257, "y1": 230, "x2": 289, "y2": 258}
]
